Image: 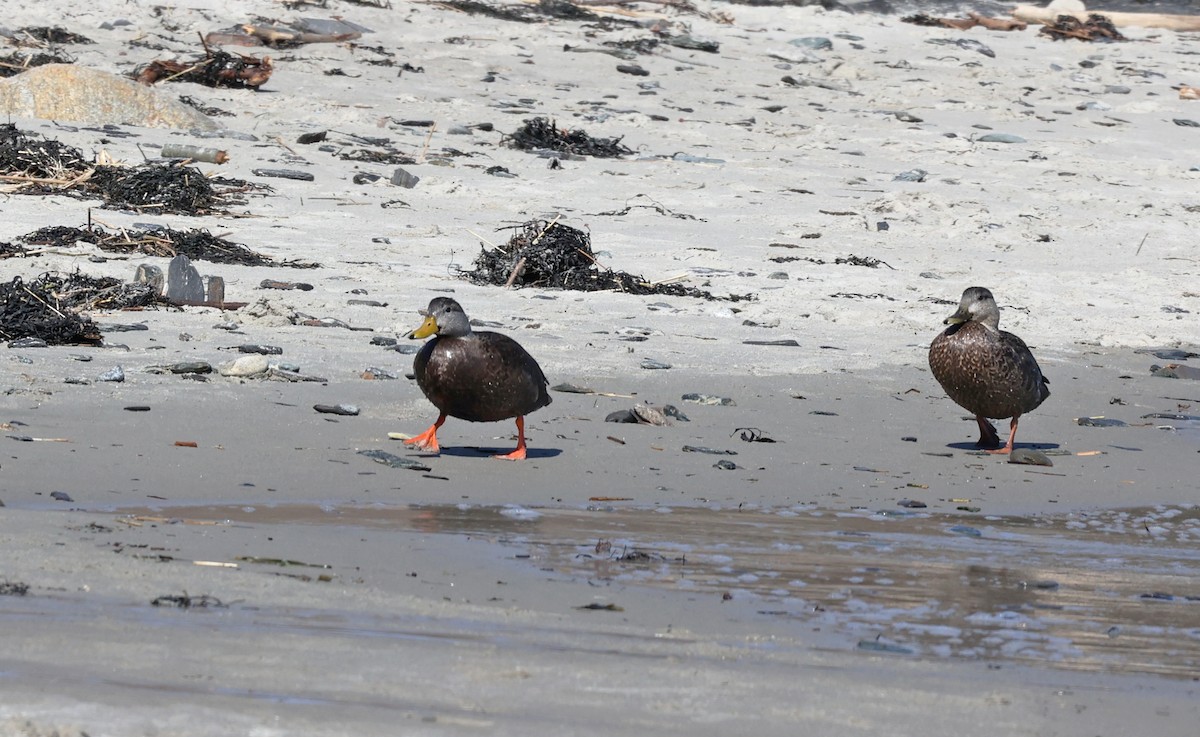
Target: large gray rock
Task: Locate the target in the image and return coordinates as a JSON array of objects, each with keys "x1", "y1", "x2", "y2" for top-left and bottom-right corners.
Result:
[{"x1": 0, "y1": 64, "x2": 218, "y2": 130}]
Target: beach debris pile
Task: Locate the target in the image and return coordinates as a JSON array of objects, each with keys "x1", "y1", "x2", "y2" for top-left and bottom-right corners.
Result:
[
  {"x1": 135, "y1": 47, "x2": 273, "y2": 88},
  {"x1": 0, "y1": 124, "x2": 257, "y2": 214},
  {"x1": 0, "y1": 272, "x2": 158, "y2": 346},
  {"x1": 16, "y1": 224, "x2": 318, "y2": 268},
  {"x1": 503, "y1": 118, "x2": 633, "y2": 159},
  {"x1": 1040, "y1": 13, "x2": 1127, "y2": 41},
  {"x1": 463, "y1": 218, "x2": 748, "y2": 301}
]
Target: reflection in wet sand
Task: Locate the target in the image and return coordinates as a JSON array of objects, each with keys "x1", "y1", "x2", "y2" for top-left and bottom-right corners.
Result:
[{"x1": 112, "y1": 501, "x2": 1200, "y2": 678}]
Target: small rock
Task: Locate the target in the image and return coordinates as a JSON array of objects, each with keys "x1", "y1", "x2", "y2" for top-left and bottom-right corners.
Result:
[
  {"x1": 632, "y1": 404, "x2": 669, "y2": 426},
  {"x1": 1009, "y1": 449, "x2": 1053, "y2": 466},
  {"x1": 134, "y1": 264, "x2": 164, "y2": 296},
  {"x1": 713, "y1": 459, "x2": 738, "y2": 470},
  {"x1": 314, "y1": 404, "x2": 359, "y2": 416},
  {"x1": 977, "y1": 133, "x2": 1026, "y2": 144},
  {"x1": 98, "y1": 366, "x2": 125, "y2": 382},
  {"x1": 616, "y1": 64, "x2": 650, "y2": 76},
  {"x1": 219, "y1": 354, "x2": 269, "y2": 377},
  {"x1": 641, "y1": 358, "x2": 672, "y2": 370},
  {"x1": 893, "y1": 169, "x2": 927, "y2": 182},
  {"x1": 898, "y1": 499, "x2": 927, "y2": 508},
  {"x1": 1075, "y1": 416, "x2": 1127, "y2": 427},
  {"x1": 390, "y1": 167, "x2": 420, "y2": 188},
  {"x1": 50, "y1": 491, "x2": 74, "y2": 502}
]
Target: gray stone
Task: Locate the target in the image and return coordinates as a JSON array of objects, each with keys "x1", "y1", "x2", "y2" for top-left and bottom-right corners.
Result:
[{"x1": 166, "y1": 254, "x2": 205, "y2": 302}]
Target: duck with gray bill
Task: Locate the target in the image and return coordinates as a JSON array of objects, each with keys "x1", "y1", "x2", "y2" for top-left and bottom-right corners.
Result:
[
  {"x1": 928, "y1": 287, "x2": 1050, "y2": 454},
  {"x1": 404, "y1": 297, "x2": 551, "y2": 460}
]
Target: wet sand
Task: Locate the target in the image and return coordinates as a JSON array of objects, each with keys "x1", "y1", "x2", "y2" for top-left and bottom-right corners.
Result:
[{"x1": 2, "y1": 0, "x2": 1200, "y2": 734}]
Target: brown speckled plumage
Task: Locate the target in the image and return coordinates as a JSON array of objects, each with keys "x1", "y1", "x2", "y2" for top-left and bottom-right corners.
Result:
[
  {"x1": 405, "y1": 297, "x2": 550, "y2": 459},
  {"x1": 929, "y1": 287, "x2": 1049, "y2": 453}
]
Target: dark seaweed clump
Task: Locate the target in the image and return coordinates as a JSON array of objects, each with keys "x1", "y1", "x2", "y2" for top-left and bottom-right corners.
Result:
[
  {"x1": 0, "y1": 50, "x2": 77, "y2": 77},
  {"x1": 0, "y1": 124, "x2": 257, "y2": 215},
  {"x1": 503, "y1": 118, "x2": 634, "y2": 158},
  {"x1": 19, "y1": 224, "x2": 316, "y2": 268},
  {"x1": 463, "y1": 219, "x2": 749, "y2": 302},
  {"x1": 0, "y1": 273, "x2": 160, "y2": 345}
]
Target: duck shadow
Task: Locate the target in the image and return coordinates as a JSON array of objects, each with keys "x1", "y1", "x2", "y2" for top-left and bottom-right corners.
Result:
[
  {"x1": 945, "y1": 441, "x2": 1061, "y2": 452},
  {"x1": 435, "y1": 446, "x2": 563, "y2": 460}
]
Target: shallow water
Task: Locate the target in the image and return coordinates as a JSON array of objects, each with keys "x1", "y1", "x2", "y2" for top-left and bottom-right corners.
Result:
[{"x1": 107, "y1": 501, "x2": 1200, "y2": 680}]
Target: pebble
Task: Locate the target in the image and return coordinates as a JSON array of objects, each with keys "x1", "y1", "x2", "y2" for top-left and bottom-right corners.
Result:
[
  {"x1": 1173, "y1": 119, "x2": 1200, "y2": 128},
  {"x1": 124, "y1": 405, "x2": 151, "y2": 412},
  {"x1": 64, "y1": 377, "x2": 91, "y2": 385},
  {"x1": 50, "y1": 491, "x2": 74, "y2": 502},
  {"x1": 898, "y1": 499, "x2": 927, "y2": 508},
  {"x1": 98, "y1": 366, "x2": 125, "y2": 382},
  {"x1": 744, "y1": 339, "x2": 800, "y2": 347},
  {"x1": 641, "y1": 358, "x2": 672, "y2": 370},
  {"x1": 713, "y1": 460, "x2": 738, "y2": 470},
  {"x1": 314, "y1": 404, "x2": 359, "y2": 416},
  {"x1": 977, "y1": 133, "x2": 1026, "y2": 144},
  {"x1": 393, "y1": 344, "x2": 420, "y2": 355},
  {"x1": 219, "y1": 354, "x2": 269, "y2": 377}
]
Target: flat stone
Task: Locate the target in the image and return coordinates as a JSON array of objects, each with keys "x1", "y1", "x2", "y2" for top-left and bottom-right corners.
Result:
[{"x1": 0, "y1": 65, "x2": 217, "y2": 130}]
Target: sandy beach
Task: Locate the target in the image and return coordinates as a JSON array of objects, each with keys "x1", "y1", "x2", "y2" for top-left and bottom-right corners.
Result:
[{"x1": 1, "y1": 0, "x2": 1199, "y2": 734}]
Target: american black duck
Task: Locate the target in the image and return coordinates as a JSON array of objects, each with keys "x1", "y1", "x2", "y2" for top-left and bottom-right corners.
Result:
[
  {"x1": 405, "y1": 297, "x2": 551, "y2": 460},
  {"x1": 928, "y1": 287, "x2": 1050, "y2": 454}
]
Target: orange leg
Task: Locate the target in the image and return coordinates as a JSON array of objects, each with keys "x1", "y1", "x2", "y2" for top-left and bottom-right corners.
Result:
[
  {"x1": 985, "y1": 416, "x2": 1020, "y2": 455},
  {"x1": 404, "y1": 413, "x2": 446, "y2": 454},
  {"x1": 493, "y1": 416, "x2": 528, "y2": 461},
  {"x1": 975, "y1": 415, "x2": 1000, "y2": 449}
]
